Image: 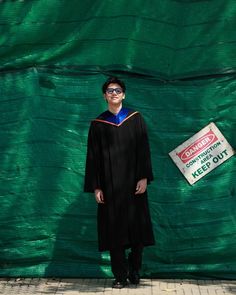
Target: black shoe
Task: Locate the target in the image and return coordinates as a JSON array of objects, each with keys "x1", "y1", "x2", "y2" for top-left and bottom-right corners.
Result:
[
  {"x1": 128, "y1": 270, "x2": 140, "y2": 284},
  {"x1": 112, "y1": 279, "x2": 128, "y2": 289}
]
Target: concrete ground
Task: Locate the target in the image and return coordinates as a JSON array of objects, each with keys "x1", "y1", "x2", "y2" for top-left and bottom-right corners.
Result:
[{"x1": 1, "y1": 278, "x2": 236, "y2": 295}]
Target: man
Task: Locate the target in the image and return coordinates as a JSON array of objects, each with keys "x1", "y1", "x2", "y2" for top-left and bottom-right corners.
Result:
[{"x1": 84, "y1": 77, "x2": 155, "y2": 288}]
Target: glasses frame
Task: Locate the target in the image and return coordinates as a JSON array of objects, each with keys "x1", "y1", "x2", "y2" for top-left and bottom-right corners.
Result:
[{"x1": 106, "y1": 88, "x2": 123, "y2": 95}]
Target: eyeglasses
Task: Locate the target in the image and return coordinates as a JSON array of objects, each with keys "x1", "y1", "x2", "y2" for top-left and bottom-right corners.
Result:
[{"x1": 106, "y1": 88, "x2": 123, "y2": 94}]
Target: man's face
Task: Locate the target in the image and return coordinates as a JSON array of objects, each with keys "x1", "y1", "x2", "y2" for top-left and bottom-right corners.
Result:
[{"x1": 104, "y1": 83, "x2": 125, "y2": 106}]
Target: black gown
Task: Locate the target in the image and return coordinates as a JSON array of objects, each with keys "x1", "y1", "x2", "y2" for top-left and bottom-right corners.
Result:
[{"x1": 84, "y1": 108, "x2": 155, "y2": 252}]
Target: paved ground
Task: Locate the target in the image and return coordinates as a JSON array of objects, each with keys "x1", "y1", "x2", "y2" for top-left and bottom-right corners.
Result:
[{"x1": 1, "y1": 278, "x2": 236, "y2": 295}]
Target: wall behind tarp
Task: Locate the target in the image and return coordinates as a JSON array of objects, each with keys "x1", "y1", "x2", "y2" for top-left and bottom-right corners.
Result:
[{"x1": 0, "y1": 0, "x2": 236, "y2": 278}]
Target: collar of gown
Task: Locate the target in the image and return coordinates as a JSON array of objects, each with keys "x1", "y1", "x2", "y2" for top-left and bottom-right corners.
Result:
[{"x1": 101, "y1": 108, "x2": 131, "y2": 125}]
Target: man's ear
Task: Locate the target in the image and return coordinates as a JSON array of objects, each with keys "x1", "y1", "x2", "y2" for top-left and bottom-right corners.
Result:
[{"x1": 103, "y1": 94, "x2": 108, "y2": 102}]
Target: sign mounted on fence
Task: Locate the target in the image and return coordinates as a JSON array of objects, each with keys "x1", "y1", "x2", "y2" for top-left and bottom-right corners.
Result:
[{"x1": 169, "y1": 122, "x2": 235, "y2": 185}]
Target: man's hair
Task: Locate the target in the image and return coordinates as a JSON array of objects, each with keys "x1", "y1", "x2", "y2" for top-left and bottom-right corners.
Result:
[{"x1": 102, "y1": 77, "x2": 126, "y2": 93}]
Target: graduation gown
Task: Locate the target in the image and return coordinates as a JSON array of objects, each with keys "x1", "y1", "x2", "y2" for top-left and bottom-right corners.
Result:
[{"x1": 84, "y1": 108, "x2": 155, "y2": 252}]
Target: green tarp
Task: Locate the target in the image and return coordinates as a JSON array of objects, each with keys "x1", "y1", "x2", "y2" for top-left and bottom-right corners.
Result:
[{"x1": 0, "y1": 0, "x2": 236, "y2": 278}]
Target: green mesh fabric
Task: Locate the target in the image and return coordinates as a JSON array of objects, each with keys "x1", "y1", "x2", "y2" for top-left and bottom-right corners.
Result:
[{"x1": 0, "y1": 0, "x2": 236, "y2": 278}]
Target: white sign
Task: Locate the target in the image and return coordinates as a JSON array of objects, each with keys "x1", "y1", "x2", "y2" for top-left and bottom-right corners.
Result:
[{"x1": 169, "y1": 122, "x2": 235, "y2": 185}]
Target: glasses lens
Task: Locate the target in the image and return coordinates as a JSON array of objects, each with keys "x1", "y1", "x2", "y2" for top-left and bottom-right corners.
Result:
[
  {"x1": 115, "y1": 88, "x2": 122, "y2": 94},
  {"x1": 106, "y1": 88, "x2": 122, "y2": 94}
]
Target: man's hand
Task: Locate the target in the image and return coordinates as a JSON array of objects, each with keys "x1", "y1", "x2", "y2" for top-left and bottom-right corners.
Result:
[
  {"x1": 135, "y1": 178, "x2": 147, "y2": 195},
  {"x1": 94, "y1": 189, "x2": 105, "y2": 204}
]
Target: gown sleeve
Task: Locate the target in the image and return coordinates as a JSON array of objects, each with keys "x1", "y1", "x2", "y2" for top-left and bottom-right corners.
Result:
[
  {"x1": 136, "y1": 113, "x2": 154, "y2": 184},
  {"x1": 84, "y1": 122, "x2": 101, "y2": 193}
]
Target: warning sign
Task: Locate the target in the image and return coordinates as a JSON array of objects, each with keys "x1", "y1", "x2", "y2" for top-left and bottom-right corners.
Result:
[{"x1": 169, "y1": 122, "x2": 235, "y2": 185}]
